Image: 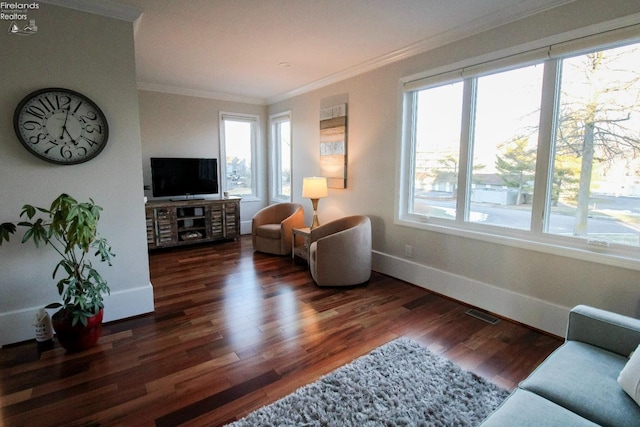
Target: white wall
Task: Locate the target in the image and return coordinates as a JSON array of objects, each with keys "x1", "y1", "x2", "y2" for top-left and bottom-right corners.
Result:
[
  {"x1": 138, "y1": 90, "x2": 268, "y2": 232},
  {"x1": 269, "y1": 0, "x2": 640, "y2": 336},
  {"x1": 10, "y1": 1, "x2": 635, "y2": 344},
  {"x1": 0, "y1": 4, "x2": 154, "y2": 345}
]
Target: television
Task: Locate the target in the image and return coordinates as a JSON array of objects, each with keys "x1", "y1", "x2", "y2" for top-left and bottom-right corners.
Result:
[{"x1": 151, "y1": 157, "x2": 218, "y2": 198}]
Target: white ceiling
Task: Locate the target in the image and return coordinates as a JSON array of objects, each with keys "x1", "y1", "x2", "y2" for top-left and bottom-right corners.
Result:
[{"x1": 50, "y1": 0, "x2": 575, "y2": 104}]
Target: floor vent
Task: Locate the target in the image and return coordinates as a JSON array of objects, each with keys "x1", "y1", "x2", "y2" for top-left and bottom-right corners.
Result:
[{"x1": 465, "y1": 309, "x2": 500, "y2": 325}]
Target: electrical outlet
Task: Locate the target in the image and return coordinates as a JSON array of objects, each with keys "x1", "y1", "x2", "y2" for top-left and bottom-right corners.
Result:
[{"x1": 405, "y1": 244, "x2": 413, "y2": 258}]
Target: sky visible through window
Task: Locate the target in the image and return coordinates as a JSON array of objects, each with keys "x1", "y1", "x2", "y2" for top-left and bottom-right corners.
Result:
[
  {"x1": 224, "y1": 119, "x2": 252, "y2": 195},
  {"x1": 411, "y1": 43, "x2": 640, "y2": 247}
]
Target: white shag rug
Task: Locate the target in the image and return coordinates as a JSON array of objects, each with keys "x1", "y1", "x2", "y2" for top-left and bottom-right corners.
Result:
[{"x1": 227, "y1": 337, "x2": 510, "y2": 426}]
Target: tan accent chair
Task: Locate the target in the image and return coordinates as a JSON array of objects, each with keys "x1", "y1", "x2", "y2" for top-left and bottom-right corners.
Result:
[
  {"x1": 252, "y1": 203, "x2": 305, "y2": 255},
  {"x1": 309, "y1": 215, "x2": 372, "y2": 286}
]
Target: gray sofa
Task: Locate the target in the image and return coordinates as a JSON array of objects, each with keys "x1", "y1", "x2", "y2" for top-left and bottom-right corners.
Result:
[{"x1": 480, "y1": 305, "x2": 640, "y2": 426}]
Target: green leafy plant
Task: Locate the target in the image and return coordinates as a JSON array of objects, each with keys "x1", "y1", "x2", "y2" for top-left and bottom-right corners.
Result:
[{"x1": 0, "y1": 193, "x2": 115, "y2": 326}]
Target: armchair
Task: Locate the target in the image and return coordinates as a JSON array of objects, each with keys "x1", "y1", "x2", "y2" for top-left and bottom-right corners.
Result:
[
  {"x1": 309, "y1": 215, "x2": 372, "y2": 286},
  {"x1": 252, "y1": 203, "x2": 304, "y2": 255}
]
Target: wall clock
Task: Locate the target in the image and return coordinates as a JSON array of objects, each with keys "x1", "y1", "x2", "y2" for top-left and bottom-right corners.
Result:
[{"x1": 13, "y1": 88, "x2": 109, "y2": 165}]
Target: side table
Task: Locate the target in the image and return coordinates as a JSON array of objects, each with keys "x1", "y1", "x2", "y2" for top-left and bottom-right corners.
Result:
[{"x1": 292, "y1": 227, "x2": 312, "y2": 262}]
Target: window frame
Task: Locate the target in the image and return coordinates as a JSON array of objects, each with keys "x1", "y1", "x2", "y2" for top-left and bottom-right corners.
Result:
[
  {"x1": 398, "y1": 32, "x2": 640, "y2": 271},
  {"x1": 219, "y1": 112, "x2": 260, "y2": 201},
  {"x1": 269, "y1": 110, "x2": 292, "y2": 202}
]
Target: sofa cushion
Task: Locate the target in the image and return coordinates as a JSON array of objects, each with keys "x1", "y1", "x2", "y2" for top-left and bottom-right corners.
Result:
[
  {"x1": 479, "y1": 389, "x2": 599, "y2": 427},
  {"x1": 619, "y1": 344, "x2": 640, "y2": 406},
  {"x1": 520, "y1": 341, "x2": 640, "y2": 427}
]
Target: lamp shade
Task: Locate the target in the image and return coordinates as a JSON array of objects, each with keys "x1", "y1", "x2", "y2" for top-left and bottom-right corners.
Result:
[{"x1": 302, "y1": 177, "x2": 328, "y2": 199}]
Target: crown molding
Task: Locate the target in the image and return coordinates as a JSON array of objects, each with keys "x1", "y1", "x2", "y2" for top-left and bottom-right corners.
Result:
[
  {"x1": 267, "y1": 0, "x2": 575, "y2": 104},
  {"x1": 39, "y1": 0, "x2": 142, "y2": 22},
  {"x1": 137, "y1": 82, "x2": 267, "y2": 106}
]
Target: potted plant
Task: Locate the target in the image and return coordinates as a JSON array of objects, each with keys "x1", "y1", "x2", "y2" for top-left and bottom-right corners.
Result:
[{"x1": 0, "y1": 193, "x2": 115, "y2": 352}]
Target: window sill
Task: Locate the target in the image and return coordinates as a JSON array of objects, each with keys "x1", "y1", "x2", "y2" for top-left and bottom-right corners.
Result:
[
  {"x1": 233, "y1": 195, "x2": 260, "y2": 203},
  {"x1": 395, "y1": 216, "x2": 640, "y2": 271}
]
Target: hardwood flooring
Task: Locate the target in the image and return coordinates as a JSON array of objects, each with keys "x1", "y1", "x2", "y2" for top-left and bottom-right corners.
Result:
[{"x1": 0, "y1": 236, "x2": 562, "y2": 426}]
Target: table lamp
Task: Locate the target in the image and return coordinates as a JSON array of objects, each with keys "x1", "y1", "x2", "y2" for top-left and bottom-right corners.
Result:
[{"x1": 302, "y1": 177, "x2": 328, "y2": 229}]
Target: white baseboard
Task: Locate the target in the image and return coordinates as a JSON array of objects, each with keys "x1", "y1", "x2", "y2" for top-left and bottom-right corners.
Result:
[
  {"x1": 372, "y1": 251, "x2": 569, "y2": 337},
  {"x1": 101, "y1": 282, "x2": 155, "y2": 323},
  {"x1": 0, "y1": 282, "x2": 154, "y2": 347}
]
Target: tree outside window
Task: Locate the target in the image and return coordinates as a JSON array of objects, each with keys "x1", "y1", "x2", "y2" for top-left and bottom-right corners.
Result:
[
  {"x1": 549, "y1": 45, "x2": 640, "y2": 245},
  {"x1": 404, "y1": 40, "x2": 640, "y2": 251},
  {"x1": 469, "y1": 64, "x2": 543, "y2": 229}
]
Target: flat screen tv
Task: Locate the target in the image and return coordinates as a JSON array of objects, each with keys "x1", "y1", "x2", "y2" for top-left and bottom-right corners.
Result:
[{"x1": 151, "y1": 157, "x2": 218, "y2": 198}]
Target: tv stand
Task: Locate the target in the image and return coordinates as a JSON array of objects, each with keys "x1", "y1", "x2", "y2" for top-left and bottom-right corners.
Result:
[
  {"x1": 170, "y1": 197, "x2": 205, "y2": 202},
  {"x1": 145, "y1": 198, "x2": 240, "y2": 250}
]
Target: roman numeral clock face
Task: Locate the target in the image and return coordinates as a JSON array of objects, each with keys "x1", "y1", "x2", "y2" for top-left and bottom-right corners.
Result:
[{"x1": 13, "y1": 88, "x2": 109, "y2": 165}]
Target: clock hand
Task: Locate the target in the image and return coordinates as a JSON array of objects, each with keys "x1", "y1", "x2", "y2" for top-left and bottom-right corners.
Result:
[
  {"x1": 60, "y1": 110, "x2": 69, "y2": 140},
  {"x1": 62, "y1": 126, "x2": 77, "y2": 145}
]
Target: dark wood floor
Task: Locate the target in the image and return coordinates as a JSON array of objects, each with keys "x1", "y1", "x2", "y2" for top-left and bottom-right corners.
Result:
[{"x1": 0, "y1": 236, "x2": 562, "y2": 426}]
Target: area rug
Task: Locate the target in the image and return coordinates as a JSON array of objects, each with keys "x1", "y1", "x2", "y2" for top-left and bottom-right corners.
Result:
[{"x1": 227, "y1": 337, "x2": 510, "y2": 426}]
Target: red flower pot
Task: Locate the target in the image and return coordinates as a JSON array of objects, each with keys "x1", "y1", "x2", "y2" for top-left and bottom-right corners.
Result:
[{"x1": 51, "y1": 308, "x2": 103, "y2": 352}]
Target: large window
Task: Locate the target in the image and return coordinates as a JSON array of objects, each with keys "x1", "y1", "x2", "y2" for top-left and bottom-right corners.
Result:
[
  {"x1": 401, "y1": 38, "x2": 640, "y2": 263},
  {"x1": 220, "y1": 113, "x2": 258, "y2": 198},
  {"x1": 412, "y1": 82, "x2": 463, "y2": 220},
  {"x1": 270, "y1": 111, "x2": 292, "y2": 201},
  {"x1": 470, "y1": 65, "x2": 544, "y2": 230},
  {"x1": 548, "y1": 44, "x2": 640, "y2": 246}
]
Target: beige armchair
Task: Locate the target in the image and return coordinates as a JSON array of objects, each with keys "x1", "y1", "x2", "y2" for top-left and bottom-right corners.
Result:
[
  {"x1": 309, "y1": 215, "x2": 372, "y2": 286},
  {"x1": 252, "y1": 203, "x2": 305, "y2": 255}
]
